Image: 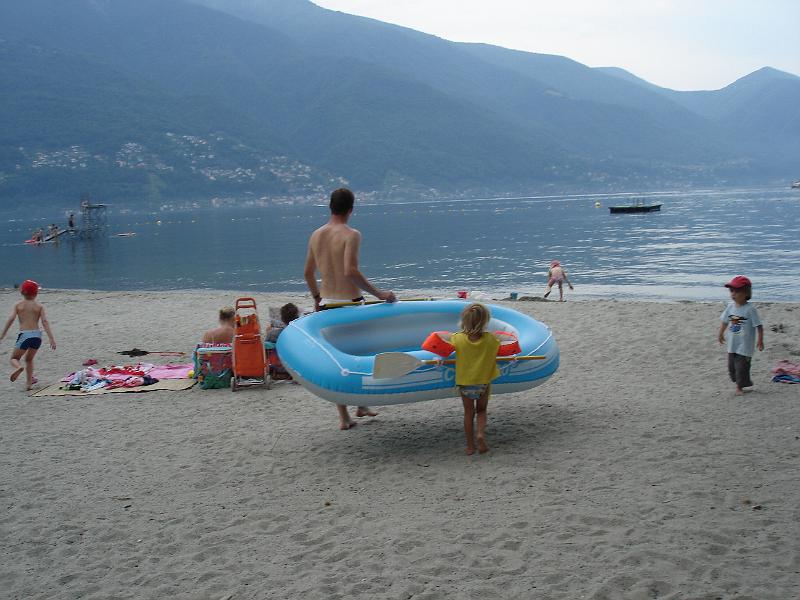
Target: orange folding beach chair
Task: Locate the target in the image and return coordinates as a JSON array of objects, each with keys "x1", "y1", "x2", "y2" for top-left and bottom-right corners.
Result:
[{"x1": 231, "y1": 297, "x2": 270, "y2": 391}]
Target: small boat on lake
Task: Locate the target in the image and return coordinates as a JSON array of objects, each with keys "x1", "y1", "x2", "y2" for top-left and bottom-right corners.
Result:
[
  {"x1": 791, "y1": 180, "x2": 800, "y2": 189},
  {"x1": 609, "y1": 200, "x2": 662, "y2": 214}
]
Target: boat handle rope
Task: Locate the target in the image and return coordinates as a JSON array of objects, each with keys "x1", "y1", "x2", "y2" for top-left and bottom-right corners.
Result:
[
  {"x1": 527, "y1": 331, "x2": 553, "y2": 356},
  {"x1": 293, "y1": 326, "x2": 372, "y2": 378}
]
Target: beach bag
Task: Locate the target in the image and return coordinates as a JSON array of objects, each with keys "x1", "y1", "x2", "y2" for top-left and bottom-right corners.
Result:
[
  {"x1": 194, "y1": 345, "x2": 233, "y2": 390},
  {"x1": 265, "y1": 341, "x2": 292, "y2": 381}
]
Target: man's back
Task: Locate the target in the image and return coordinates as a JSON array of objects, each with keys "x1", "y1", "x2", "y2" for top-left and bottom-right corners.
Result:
[
  {"x1": 309, "y1": 221, "x2": 361, "y2": 300},
  {"x1": 303, "y1": 187, "x2": 395, "y2": 429}
]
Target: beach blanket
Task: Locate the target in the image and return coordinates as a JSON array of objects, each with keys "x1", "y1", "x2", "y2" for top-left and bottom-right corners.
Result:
[
  {"x1": 771, "y1": 360, "x2": 800, "y2": 384},
  {"x1": 31, "y1": 378, "x2": 196, "y2": 397},
  {"x1": 59, "y1": 363, "x2": 195, "y2": 393}
]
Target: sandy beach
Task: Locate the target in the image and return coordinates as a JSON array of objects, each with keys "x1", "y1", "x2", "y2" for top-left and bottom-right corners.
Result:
[{"x1": 1, "y1": 288, "x2": 799, "y2": 599}]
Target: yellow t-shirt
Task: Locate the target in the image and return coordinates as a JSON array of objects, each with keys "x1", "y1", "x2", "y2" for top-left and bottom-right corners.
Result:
[{"x1": 451, "y1": 332, "x2": 501, "y2": 386}]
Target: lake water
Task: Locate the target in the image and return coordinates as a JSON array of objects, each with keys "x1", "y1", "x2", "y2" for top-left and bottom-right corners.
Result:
[{"x1": 2, "y1": 187, "x2": 799, "y2": 302}]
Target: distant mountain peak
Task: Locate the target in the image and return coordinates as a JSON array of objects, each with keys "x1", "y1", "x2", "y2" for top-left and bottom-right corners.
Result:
[{"x1": 735, "y1": 66, "x2": 799, "y2": 83}]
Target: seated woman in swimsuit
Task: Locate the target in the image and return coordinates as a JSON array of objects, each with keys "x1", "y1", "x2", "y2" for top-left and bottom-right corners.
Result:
[{"x1": 202, "y1": 307, "x2": 235, "y2": 344}]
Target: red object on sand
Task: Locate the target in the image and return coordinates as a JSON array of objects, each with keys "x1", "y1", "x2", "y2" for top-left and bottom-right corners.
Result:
[{"x1": 231, "y1": 298, "x2": 269, "y2": 391}]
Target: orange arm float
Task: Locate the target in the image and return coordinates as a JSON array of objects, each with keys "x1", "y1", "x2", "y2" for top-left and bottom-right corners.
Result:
[{"x1": 422, "y1": 331, "x2": 455, "y2": 357}]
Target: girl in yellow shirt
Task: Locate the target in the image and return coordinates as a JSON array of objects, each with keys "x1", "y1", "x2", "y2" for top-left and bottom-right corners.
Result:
[{"x1": 449, "y1": 303, "x2": 502, "y2": 455}]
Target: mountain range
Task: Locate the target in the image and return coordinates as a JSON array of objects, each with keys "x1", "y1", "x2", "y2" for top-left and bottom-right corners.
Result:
[{"x1": 1, "y1": 0, "x2": 798, "y2": 208}]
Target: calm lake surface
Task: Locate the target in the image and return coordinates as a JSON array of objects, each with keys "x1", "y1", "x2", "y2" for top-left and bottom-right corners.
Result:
[{"x1": 3, "y1": 187, "x2": 799, "y2": 302}]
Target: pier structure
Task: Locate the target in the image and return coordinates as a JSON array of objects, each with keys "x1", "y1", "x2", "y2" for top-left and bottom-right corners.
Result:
[{"x1": 78, "y1": 195, "x2": 108, "y2": 238}]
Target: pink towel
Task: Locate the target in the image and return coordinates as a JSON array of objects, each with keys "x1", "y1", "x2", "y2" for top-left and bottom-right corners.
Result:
[
  {"x1": 60, "y1": 362, "x2": 196, "y2": 382},
  {"x1": 148, "y1": 363, "x2": 194, "y2": 379},
  {"x1": 771, "y1": 360, "x2": 800, "y2": 377}
]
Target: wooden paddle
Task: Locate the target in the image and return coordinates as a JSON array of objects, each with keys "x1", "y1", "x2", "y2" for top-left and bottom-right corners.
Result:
[{"x1": 373, "y1": 352, "x2": 546, "y2": 379}]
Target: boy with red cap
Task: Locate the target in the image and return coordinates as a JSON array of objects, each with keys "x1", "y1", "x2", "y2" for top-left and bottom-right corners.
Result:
[
  {"x1": 718, "y1": 275, "x2": 764, "y2": 396},
  {"x1": 1, "y1": 280, "x2": 57, "y2": 390}
]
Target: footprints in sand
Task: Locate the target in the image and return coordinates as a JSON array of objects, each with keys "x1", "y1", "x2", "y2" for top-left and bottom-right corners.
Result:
[
  {"x1": 590, "y1": 576, "x2": 674, "y2": 600},
  {"x1": 770, "y1": 319, "x2": 799, "y2": 356}
]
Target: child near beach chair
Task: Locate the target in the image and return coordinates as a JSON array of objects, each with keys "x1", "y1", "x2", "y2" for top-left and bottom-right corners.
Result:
[
  {"x1": 264, "y1": 303, "x2": 300, "y2": 381},
  {"x1": 194, "y1": 306, "x2": 235, "y2": 389}
]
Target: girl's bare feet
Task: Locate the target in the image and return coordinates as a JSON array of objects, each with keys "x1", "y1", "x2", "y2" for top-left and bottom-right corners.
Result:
[
  {"x1": 477, "y1": 435, "x2": 490, "y2": 454},
  {"x1": 465, "y1": 445, "x2": 476, "y2": 455},
  {"x1": 355, "y1": 407, "x2": 377, "y2": 417},
  {"x1": 339, "y1": 419, "x2": 357, "y2": 430}
]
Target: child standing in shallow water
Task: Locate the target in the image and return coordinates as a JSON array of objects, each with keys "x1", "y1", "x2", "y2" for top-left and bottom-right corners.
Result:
[
  {"x1": 449, "y1": 303, "x2": 502, "y2": 455},
  {"x1": 1, "y1": 280, "x2": 56, "y2": 390},
  {"x1": 543, "y1": 260, "x2": 573, "y2": 301},
  {"x1": 718, "y1": 275, "x2": 764, "y2": 396}
]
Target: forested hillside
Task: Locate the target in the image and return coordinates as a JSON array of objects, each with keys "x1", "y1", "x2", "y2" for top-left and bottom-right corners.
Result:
[{"x1": 1, "y1": 0, "x2": 797, "y2": 208}]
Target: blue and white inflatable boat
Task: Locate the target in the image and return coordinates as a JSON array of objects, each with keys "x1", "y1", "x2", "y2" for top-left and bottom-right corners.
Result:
[{"x1": 277, "y1": 300, "x2": 559, "y2": 406}]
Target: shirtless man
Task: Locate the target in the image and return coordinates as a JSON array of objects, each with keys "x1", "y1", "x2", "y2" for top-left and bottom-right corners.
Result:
[
  {"x1": 1, "y1": 280, "x2": 56, "y2": 390},
  {"x1": 304, "y1": 188, "x2": 396, "y2": 430}
]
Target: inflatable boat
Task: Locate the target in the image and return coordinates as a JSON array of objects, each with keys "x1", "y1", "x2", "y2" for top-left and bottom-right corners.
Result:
[{"x1": 277, "y1": 300, "x2": 559, "y2": 406}]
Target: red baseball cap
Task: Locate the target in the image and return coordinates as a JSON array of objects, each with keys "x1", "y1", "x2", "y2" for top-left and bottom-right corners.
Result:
[
  {"x1": 724, "y1": 275, "x2": 751, "y2": 289},
  {"x1": 20, "y1": 279, "x2": 39, "y2": 297}
]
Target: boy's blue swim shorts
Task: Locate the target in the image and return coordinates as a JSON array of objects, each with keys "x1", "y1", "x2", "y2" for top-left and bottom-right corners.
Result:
[{"x1": 15, "y1": 330, "x2": 42, "y2": 350}]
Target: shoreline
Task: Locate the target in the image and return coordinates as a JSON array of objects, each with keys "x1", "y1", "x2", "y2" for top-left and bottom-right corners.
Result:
[
  {"x1": 1, "y1": 290, "x2": 799, "y2": 598},
  {"x1": 4, "y1": 286, "x2": 800, "y2": 306}
]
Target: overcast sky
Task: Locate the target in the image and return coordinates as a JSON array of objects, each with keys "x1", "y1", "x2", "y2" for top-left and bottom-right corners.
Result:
[{"x1": 312, "y1": 0, "x2": 800, "y2": 91}]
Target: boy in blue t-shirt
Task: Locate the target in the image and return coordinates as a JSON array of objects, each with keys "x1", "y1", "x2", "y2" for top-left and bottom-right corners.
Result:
[{"x1": 718, "y1": 275, "x2": 764, "y2": 396}]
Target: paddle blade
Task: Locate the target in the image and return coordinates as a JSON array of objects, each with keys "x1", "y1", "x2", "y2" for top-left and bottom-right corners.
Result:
[{"x1": 373, "y1": 352, "x2": 423, "y2": 379}]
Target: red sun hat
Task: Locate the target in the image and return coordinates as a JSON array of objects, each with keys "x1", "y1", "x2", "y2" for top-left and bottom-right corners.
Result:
[
  {"x1": 20, "y1": 279, "x2": 39, "y2": 297},
  {"x1": 724, "y1": 275, "x2": 751, "y2": 289}
]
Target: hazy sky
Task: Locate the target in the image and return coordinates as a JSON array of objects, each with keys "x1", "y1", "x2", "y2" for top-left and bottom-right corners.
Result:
[{"x1": 312, "y1": 0, "x2": 800, "y2": 90}]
